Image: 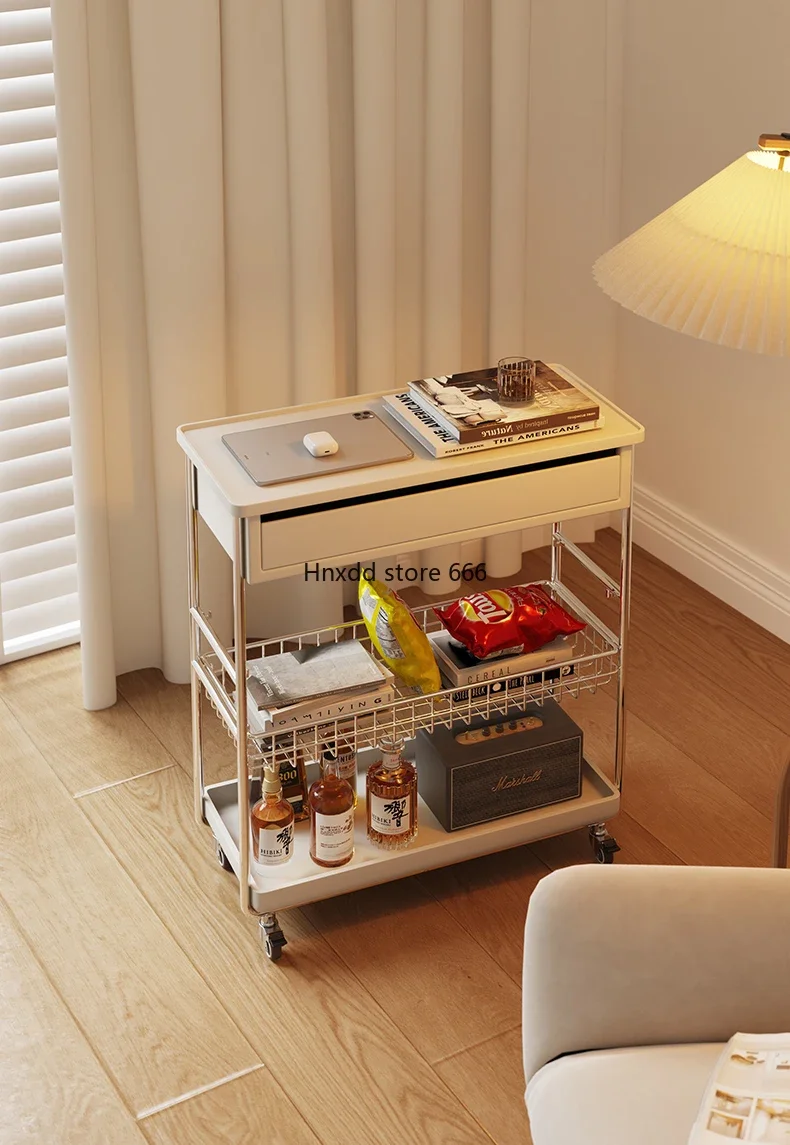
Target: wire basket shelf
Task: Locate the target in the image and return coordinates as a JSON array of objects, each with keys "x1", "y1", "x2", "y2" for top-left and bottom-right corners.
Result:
[{"x1": 195, "y1": 579, "x2": 619, "y2": 776}]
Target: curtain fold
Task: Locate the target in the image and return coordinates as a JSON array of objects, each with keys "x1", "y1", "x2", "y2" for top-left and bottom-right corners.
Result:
[
  {"x1": 55, "y1": 0, "x2": 619, "y2": 708},
  {"x1": 51, "y1": 0, "x2": 116, "y2": 709}
]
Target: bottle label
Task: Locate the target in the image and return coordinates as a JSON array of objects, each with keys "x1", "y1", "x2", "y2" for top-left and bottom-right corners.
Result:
[
  {"x1": 279, "y1": 760, "x2": 299, "y2": 787},
  {"x1": 369, "y1": 793, "x2": 411, "y2": 836},
  {"x1": 257, "y1": 823, "x2": 294, "y2": 866},
  {"x1": 314, "y1": 810, "x2": 355, "y2": 862}
]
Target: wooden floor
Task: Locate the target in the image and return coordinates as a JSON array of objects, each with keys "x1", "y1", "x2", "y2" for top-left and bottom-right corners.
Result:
[{"x1": 1, "y1": 529, "x2": 788, "y2": 1144}]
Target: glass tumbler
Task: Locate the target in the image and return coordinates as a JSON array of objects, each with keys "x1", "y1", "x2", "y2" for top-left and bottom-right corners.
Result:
[{"x1": 497, "y1": 356, "x2": 536, "y2": 404}]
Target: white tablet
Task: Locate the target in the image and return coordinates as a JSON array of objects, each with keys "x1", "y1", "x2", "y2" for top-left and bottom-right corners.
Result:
[{"x1": 222, "y1": 409, "x2": 414, "y2": 486}]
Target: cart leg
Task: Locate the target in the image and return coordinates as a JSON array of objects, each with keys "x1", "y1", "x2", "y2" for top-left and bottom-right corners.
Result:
[
  {"x1": 186, "y1": 458, "x2": 207, "y2": 825},
  {"x1": 614, "y1": 463, "x2": 634, "y2": 793},
  {"x1": 550, "y1": 521, "x2": 563, "y2": 585},
  {"x1": 259, "y1": 912, "x2": 287, "y2": 962},
  {"x1": 232, "y1": 517, "x2": 255, "y2": 916},
  {"x1": 589, "y1": 822, "x2": 620, "y2": 864}
]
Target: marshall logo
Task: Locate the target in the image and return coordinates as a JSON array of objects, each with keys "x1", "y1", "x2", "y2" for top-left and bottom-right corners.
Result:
[{"x1": 492, "y1": 768, "x2": 542, "y2": 793}]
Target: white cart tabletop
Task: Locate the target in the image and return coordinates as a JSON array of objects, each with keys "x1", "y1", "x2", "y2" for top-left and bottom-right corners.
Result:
[{"x1": 177, "y1": 364, "x2": 644, "y2": 519}]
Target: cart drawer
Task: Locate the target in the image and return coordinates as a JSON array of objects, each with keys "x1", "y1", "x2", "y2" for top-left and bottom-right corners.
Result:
[{"x1": 246, "y1": 450, "x2": 623, "y2": 582}]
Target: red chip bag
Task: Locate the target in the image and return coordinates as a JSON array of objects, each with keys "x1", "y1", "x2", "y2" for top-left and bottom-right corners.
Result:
[{"x1": 434, "y1": 584, "x2": 584, "y2": 660}]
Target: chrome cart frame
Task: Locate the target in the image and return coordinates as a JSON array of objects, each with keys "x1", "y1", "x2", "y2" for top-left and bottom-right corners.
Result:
[{"x1": 179, "y1": 371, "x2": 644, "y2": 956}]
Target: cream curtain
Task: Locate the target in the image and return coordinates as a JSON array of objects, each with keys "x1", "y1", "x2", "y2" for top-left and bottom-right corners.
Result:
[{"x1": 53, "y1": 0, "x2": 619, "y2": 709}]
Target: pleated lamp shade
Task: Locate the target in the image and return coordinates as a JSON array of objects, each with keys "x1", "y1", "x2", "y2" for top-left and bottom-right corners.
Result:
[{"x1": 593, "y1": 149, "x2": 790, "y2": 357}]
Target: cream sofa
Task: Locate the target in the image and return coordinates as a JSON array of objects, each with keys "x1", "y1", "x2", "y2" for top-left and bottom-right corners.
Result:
[{"x1": 523, "y1": 865, "x2": 790, "y2": 1144}]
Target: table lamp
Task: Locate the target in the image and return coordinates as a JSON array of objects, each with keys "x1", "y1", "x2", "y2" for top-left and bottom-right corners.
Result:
[{"x1": 592, "y1": 132, "x2": 790, "y2": 866}]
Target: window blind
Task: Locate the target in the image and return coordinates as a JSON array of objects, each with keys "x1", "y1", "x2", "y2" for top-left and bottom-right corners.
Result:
[{"x1": 0, "y1": 1, "x2": 79, "y2": 661}]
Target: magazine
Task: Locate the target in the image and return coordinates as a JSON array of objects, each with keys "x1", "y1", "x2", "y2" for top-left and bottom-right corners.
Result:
[
  {"x1": 246, "y1": 641, "x2": 388, "y2": 711},
  {"x1": 689, "y1": 1032, "x2": 790, "y2": 1142},
  {"x1": 383, "y1": 392, "x2": 603, "y2": 457},
  {"x1": 247, "y1": 679, "x2": 395, "y2": 733},
  {"x1": 408, "y1": 362, "x2": 600, "y2": 443}
]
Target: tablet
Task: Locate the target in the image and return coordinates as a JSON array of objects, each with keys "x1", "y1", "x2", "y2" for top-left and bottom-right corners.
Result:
[{"x1": 222, "y1": 409, "x2": 414, "y2": 486}]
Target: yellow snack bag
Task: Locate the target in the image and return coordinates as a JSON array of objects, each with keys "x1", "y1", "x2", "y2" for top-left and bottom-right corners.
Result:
[{"x1": 358, "y1": 578, "x2": 441, "y2": 695}]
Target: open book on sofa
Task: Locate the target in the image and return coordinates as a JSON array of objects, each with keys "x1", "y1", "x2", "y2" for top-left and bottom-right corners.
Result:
[{"x1": 689, "y1": 1032, "x2": 790, "y2": 1142}]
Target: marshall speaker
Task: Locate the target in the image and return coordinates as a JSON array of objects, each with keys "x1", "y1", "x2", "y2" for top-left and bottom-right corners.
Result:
[{"x1": 416, "y1": 699, "x2": 583, "y2": 831}]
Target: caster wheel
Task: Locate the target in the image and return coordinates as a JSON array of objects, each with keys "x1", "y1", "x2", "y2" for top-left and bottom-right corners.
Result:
[
  {"x1": 259, "y1": 917, "x2": 287, "y2": 962},
  {"x1": 264, "y1": 934, "x2": 285, "y2": 961},
  {"x1": 591, "y1": 834, "x2": 620, "y2": 864},
  {"x1": 214, "y1": 839, "x2": 233, "y2": 872}
]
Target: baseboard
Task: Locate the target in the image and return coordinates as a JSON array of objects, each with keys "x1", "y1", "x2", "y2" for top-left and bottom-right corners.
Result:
[{"x1": 632, "y1": 484, "x2": 790, "y2": 643}]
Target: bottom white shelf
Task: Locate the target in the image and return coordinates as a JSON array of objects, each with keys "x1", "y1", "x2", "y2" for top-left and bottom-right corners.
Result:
[{"x1": 204, "y1": 756, "x2": 620, "y2": 913}]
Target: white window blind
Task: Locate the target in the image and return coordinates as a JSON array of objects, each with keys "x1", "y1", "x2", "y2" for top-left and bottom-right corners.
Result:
[{"x1": 0, "y1": 1, "x2": 78, "y2": 662}]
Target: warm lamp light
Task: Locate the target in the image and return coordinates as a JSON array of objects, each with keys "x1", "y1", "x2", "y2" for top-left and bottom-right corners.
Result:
[
  {"x1": 593, "y1": 132, "x2": 790, "y2": 868},
  {"x1": 593, "y1": 133, "x2": 790, "y2": 357}
]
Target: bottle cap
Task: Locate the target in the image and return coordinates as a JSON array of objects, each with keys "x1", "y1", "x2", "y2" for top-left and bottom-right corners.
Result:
[
  {"x1": 262, "y1": 761, "x2": 283, "y2": 795},
  {"x1": 380, "y1": 734, "x2": 404, "y2": 754}
]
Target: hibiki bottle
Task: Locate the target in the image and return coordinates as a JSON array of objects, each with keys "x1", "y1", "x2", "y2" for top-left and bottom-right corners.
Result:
[
  {"x1": 366, "y1": 735, "x2": 417, "y2": 850},
  {"x1": 251, "y1": 762, "x2": 295, "y2": 869}
]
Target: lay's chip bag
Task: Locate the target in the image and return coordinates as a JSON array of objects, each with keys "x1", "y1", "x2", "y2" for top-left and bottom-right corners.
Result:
[{"x1": 434, "y1": 584, "x2": 584, "y2": 660}]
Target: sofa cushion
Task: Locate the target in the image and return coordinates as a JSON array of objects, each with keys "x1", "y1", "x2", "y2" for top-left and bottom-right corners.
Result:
[{"x1": 526, "y1": 1042, "x2": 724, "y2": 1145}]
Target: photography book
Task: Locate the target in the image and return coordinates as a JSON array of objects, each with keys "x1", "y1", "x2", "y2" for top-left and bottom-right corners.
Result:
[
  {"x1": 408, "y1": 362, "x2": 600, "y2": 444},
  {"x1": 247, "y1": 679, "x2": 396, "y2": 733},
  {"x1": 383, "y1": 392, "x2": 603, "y2": 458},
  {"x1": 428, "y1": 630, "x2": 576, "y2": 687},
  {"x1": 246, "y1": 640, "x2": 388, "y2": 711},
  {"x1": 688, "y1": 1032, "x2": 790, "y2": 1142}
]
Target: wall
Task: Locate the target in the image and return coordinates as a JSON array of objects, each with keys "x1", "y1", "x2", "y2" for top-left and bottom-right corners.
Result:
[{"x1": 616, "y1": 0, "x2": 790, "y2": 637}]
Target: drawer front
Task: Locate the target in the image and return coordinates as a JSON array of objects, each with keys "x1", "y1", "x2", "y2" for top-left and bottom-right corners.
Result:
[{"x1": 249, "y1": 452, "x2": 623, "y2": 581}]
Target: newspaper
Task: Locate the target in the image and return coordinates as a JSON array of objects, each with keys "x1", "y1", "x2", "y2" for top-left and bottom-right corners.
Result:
[{"x1": 689, "y1": 1033, "x2": 790, "y2": 1142}]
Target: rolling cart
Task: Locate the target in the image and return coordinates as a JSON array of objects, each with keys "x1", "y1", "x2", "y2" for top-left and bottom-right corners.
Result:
[{"x1": 177, "y1": 366, "x2": 644, "y2": 960}]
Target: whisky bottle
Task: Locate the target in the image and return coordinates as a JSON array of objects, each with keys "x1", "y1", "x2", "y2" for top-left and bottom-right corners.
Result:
[
  {"x1": 322, "y1": 738, "x2": 358, "y2": 806},
  {"x1": 366, "y1": 735, "x2": 418, "y2": 850},
  {"x1": 309, "y1": 753, "x2": 355, "y2": 868},
  {"x1": 251, "y1": 762, "x2": 295, "y2": 868},
  {"x1": 276, "y1": 747, "x2": 309, "y2": 822}
]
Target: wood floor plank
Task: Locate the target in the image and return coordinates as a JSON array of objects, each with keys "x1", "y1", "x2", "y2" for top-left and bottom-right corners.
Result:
[
  {"x1": 524, "y1": 542, "x2": 785, "y2": 843},
  {"x1": 117, "y1": 667, "x2": 236, "y2": 786},
  {"x1": 0, "y1": 699, "x2": 260, "y2": 1116},
  {"x1": 140, "y1": 1067, "x2": 320, "y2": 1145},
  {"x1": 435, "y1": 1028, "x2": 532, "y2": 1145},
  {"x1": 530, "y1": 810, "x2": 682, "y2": 871},
  {"x1": 302, "y1": 878, "x2": 522, "y2": 1064},
  {"x1": 79, "y1": 765, "x2": 493, "y2": 1145},
  {"x1": 581, "y1": 529, "x2": 790, "y2": 735},
  {"x1": 0, "y1": 898, "x2": 147, "y2": 1145},
  {"x1": 417, "y1": 846, "x2": 549, "y2": 985},
  {"x1": 568, "y1": 688, "x2": 772, "y2": 866},
  {"x1": 530, "y1": 543, "x2": 790, "y2": 819},
  {"x1": 0, "y1": 647, "x2": 177, "y2": 795},
  {"x1": 615, "y1": 640, "x2": 786, "y2": 818}
]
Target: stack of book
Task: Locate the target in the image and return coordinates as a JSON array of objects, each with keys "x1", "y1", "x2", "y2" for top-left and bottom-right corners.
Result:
[
  {"x1": 383, "y1": 362, "x2": 603, "y2": 457},
  {"x1": 429, "y1": 630, "x2": 576, "y2": 702},
  {"x1": 245, "y1": 640, "x2": 395, "y2": 734}
]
